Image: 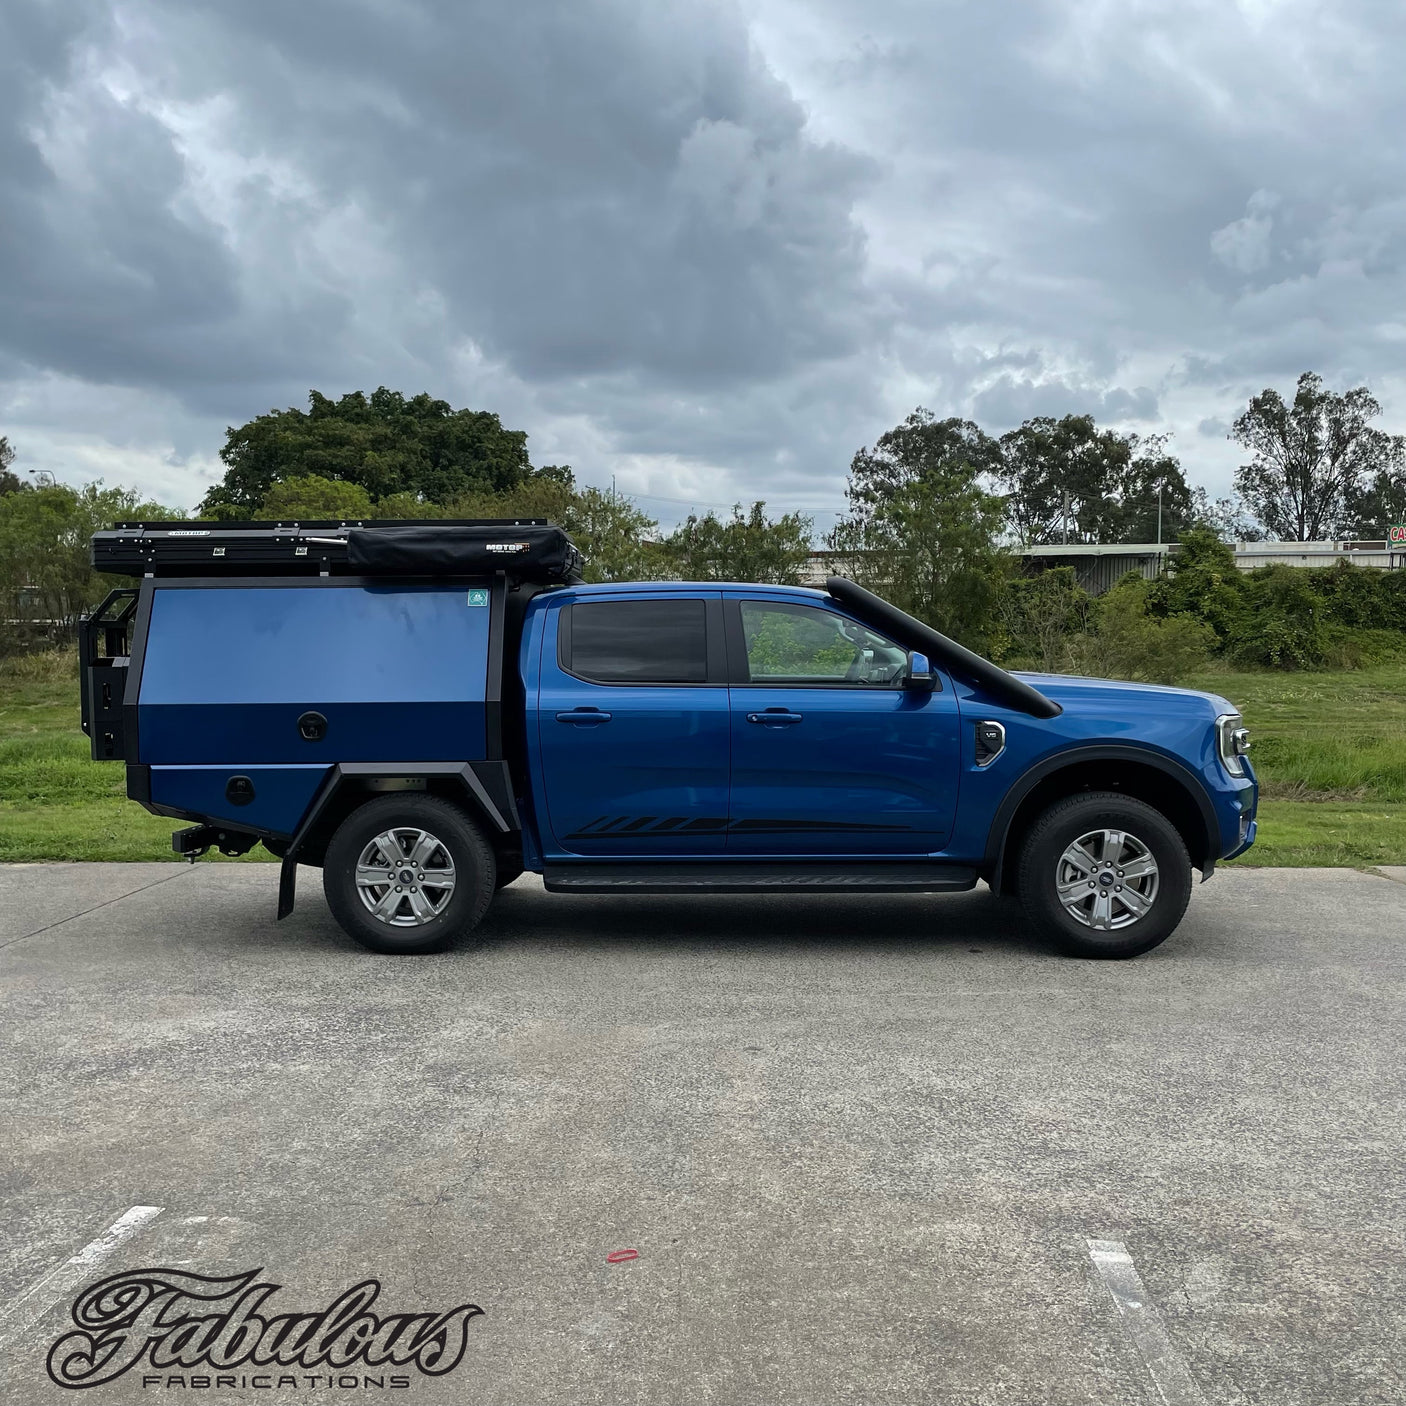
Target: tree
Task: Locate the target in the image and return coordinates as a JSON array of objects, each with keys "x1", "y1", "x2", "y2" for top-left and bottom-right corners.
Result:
[
  {"x1": 1226, "y1": 565, "x2": 1329, "y2": 669},
  {"x1": 253, "y1": 475, "x2": 375, "y2": 521},
  {"x1": 1231, "y1": 372, "x2": 1405, "y2": 541},
  {"x1": 567, "y1": 488, "x2": 667, "y2": 583},
  {"x1": 995, "y1": 415, "x2": 1193, "y2": 546},
  {"x1": 1112, "y1": 435, "x2": 1194, "y2": 543},
  {"x1": 1187, "y1": 487, "x2": 1262, "y2": 542},
  {"x1": 441, "y1": 468, "x2": 666, "y2": 583},
  {"x1": 0, "y1": 482, "x2": 185, "y2": 650},
  {"x1": 199, "y1": 388, "x2": 534, "y2": 517},
  {"x1": 1072, "y1": 575, "x2": 1215, "y2": 685},
  {"x1": 1000, "y1": 567, "x2": 1092, "y2": 672},
  {"x1": 1147, "y1": 527, "x2": 1247, "y2": 644},
  {"x1": 828, "y1": 410, "x2": 1009, "y2": 651},
  {"x1": 0, "y1": 436, "x2": 27, "y2": 497},
  {"x1": 441, "y1": 467, "x2": 577, "y2": 526},
  {"x1": 663, "y1": 502, "x2": 813, "y2": 583},
  {"x1": 1344, "y1": 468, "x2": 1406, "y2": 540}
]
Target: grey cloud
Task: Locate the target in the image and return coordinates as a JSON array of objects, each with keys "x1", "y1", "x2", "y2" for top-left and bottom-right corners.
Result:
[
  {"x1": 971, "y1": 378, "x2": 1160, "y2": 430},
  {"x1": 1211, "y1": 191, "x2": 1280, "y2": 275},
  {"x1": 126, "y1": 0, "x2": 878, "y2": 387},
  {"x1": 2, "y1": 0, "x2": 1405, "y2": 512},
  {"x1": 0, "y1": 0, "x2": 381, "y2": 412}
]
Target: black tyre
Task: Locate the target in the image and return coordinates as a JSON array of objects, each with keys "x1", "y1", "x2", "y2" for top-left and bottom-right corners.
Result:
[
  {"x1": 322, "y1": 795, "x2": 496, "y2": 955},
  {"x1": 1016, "y1": 791, "x2": 1192, "y2": 959}
]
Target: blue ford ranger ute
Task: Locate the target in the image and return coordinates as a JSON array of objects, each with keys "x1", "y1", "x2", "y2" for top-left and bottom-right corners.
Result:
[{"x1": 81, "y1": 520, "x2": 1256, "y2": 959}]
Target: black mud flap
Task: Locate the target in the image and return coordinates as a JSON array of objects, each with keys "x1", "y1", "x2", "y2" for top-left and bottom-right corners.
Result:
[{"x1": 278, "y1": 857, "x2": 299, "y2": 920}]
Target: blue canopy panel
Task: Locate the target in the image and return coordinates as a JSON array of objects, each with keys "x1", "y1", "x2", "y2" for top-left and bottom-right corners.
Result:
[{"x1": 138, "y1": 582, "x2": 492, "y2": 834}]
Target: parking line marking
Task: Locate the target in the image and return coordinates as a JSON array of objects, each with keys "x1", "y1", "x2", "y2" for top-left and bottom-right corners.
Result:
[
  {"x1": 1086, "y1": 1238, "x2": 1207, "y2": 1406},
  {"x1": 0, "y1": 1206, "x2": 164, "y2": 1350}
]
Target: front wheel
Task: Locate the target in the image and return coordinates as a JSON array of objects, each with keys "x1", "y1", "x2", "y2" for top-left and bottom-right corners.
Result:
[
  {"x1": 322, "y1": 795, "x2": 496, "y2": 955},
  {"x1": 1016, "y1": 792, "x2": 1192, "y2": 959}
]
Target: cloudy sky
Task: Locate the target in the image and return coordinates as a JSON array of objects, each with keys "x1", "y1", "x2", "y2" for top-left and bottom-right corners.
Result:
[{"x1": 2, "y1": 0, "x2": 1403, "y2": 528}]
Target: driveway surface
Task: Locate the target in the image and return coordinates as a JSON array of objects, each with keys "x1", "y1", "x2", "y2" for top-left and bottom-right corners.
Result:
[{"x1": 1, "y1": 863, "x2": 1403, "y2": 1405}]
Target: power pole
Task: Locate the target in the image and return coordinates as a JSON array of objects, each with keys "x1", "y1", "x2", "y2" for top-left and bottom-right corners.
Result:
[
  {"x1": 1061, "y1": 488, "x2": 1070, "y2": 545},
  {"x1": 1156, "y1": 485, "x2": 1163, "y2": 546}
]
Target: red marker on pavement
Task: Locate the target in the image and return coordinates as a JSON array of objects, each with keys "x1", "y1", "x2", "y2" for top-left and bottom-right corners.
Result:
[{"x1": 606, "y1": 1249, "x2": 639, "y2": 1264}]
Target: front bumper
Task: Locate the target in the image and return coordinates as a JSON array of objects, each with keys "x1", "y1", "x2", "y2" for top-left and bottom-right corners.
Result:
[
  {"x1": 1225, "y1": 816, "x2": 1257, "y2": 859},
  {"x1": 1221, "y1": 775, "x2": 1258, "y2": 859}
]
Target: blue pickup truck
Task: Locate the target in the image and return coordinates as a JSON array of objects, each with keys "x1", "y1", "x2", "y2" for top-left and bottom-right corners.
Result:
[{"x1": 81, "y1": 520, "x2": 1256, "y2": 959}]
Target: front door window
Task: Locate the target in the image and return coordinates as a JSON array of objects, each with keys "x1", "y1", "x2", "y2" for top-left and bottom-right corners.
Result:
[{"x1": 740, "y1": 601, "x2": 908, "y2": 687}]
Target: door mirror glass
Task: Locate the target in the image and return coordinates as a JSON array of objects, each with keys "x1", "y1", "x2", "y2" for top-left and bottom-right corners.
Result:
[{"x1": 903, "y1": 652, "x2": 935, "y2": 692}]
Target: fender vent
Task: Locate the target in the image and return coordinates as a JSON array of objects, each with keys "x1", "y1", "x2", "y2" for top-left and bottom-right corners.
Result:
[{"x1": 974, "y1": 720, "x2": 1006, "y2": 766}]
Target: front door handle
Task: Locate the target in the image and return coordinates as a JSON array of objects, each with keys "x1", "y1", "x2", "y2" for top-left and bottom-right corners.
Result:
[
  {"x1": 747, "y1": 710, "x2": 803, "y2": 726},
  {"x1": 557, "y1": 708, "x2": 613, "y2": 725}
]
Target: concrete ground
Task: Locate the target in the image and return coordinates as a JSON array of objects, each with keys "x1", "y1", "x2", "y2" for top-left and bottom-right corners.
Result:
[{"x1": 1, "y1": 863, "x2": 1404, "y2": 1406}]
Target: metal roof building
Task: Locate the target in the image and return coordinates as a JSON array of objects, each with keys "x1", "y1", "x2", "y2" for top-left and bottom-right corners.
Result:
[
  {"x1": 1017, "y1": 543, "x2": 1175, "y2": 595},
  {"x1": 1016, "y1": 541, "x2": 1406, "y2": 594},
  {"x1": 802, "y1": 541, "x2": 1404, "y2": 597}
]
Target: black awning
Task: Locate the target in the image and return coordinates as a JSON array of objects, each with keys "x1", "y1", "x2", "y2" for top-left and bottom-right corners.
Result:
[{"x1": 346, "y1": 524, "x2": 580, "y2": 581}]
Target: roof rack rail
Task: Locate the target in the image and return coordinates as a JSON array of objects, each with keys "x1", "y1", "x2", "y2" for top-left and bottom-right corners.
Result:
[{"x1": 92, "y1": 518, "x2": 585, "y2": 584}]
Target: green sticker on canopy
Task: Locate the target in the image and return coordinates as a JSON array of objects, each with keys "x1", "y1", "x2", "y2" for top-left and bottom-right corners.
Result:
[{"x1": 466, "y1": 588, "x2": 489, "y2": 607}]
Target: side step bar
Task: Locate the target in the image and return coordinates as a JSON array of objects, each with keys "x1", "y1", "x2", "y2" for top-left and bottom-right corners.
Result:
[{"x1": 543, "y1": 862, "x2": 979, "y2": 895}]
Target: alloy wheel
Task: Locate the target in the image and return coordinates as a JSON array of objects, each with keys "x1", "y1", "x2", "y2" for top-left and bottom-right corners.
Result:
[
  {"x1": 354, "y1": 827, "x2": 457, "y2": 927},
  {"x1": 1055, "y1": 828, "x2": 1159, "y2": 930}
]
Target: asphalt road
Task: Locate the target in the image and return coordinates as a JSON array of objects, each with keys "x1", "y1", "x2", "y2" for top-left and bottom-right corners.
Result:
[{"x1": 1, "y1": 863, "x2": 1404, "y2": 1406}]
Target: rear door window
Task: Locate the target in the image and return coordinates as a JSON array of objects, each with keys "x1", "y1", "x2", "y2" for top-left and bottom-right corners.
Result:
[{"x1": 564, "y1": 600, "x2": 709, "y2": 684}]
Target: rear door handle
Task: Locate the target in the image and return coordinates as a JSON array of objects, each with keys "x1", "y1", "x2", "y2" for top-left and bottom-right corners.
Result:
[
  {"x1": 747, "y1": 710, "x2": 803, "y2": 726},
  {"x1": 556, "y1": 709, "x2": 612, "y2": 725}
]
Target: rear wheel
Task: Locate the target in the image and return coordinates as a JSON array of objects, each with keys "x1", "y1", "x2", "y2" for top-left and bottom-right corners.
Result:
[
  {"x1": 1016, "y1": 792, "x2": 1192, "y2": 959},
  {"x1": 322, "y1": 795, "x2": 496, "y2": 955}
]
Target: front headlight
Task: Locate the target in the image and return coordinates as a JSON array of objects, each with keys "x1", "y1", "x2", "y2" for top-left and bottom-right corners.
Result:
[{"x1": 1217, "y1": 713, "x2": 1251, "y2": 777}]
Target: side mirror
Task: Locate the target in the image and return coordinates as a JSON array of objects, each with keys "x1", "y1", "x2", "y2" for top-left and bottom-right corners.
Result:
[{"x1": 903, "y1": 651, "x2": 935, "y2": 692}]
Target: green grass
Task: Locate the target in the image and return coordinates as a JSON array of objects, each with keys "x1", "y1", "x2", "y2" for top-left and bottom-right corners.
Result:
[
  {"x1": 1236, "y1": 801, "x2": 1406, "y2": 868},
  {"x1": 3, "y1": 650, "x2": 1405, "y2": 866},
  {"x1": 1189, "y1": 665, "x2": 1406, "y2": 867},
  {"x1": 0, "y1": 650, "x2": 271, "y2": 862}
]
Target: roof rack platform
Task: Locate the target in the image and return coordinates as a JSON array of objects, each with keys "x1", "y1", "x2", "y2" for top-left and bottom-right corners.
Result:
[{"x1": 92, "y1": 519, "x2": 584, "y2": 583}]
